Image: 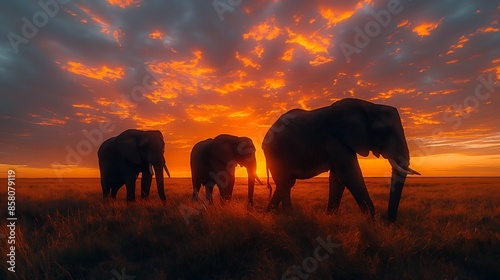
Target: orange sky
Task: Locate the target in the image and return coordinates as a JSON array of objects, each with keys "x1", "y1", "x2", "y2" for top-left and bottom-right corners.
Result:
[{"x1": 1, "y1": 0, "x2": 500, "y2": 178}]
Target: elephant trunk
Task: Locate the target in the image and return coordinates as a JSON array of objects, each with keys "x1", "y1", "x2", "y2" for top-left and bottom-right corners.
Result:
[
  {"x1": 153, "y1": 164, "x2": 166, "y2": 201},
  {"x1": 387, "y1": 158, "x2": 420, "y2": 222},
  {"x1": 247, "y1": 164, "x2": 261, "y2": 206},
  {"x1": 388, "y1": 169, "x2": 406, "y2": 222},
  {"x1": 248, "y1": 174, "x2": 255, "y2": 206}
]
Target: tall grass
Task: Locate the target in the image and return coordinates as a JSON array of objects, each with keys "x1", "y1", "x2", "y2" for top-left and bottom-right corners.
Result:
[{"x1": 0, "y1": 178, "x2": 498, "y2": 279}]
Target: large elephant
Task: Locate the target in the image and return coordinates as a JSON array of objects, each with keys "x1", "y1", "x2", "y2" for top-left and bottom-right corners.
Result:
[
  {"x1": 98, "y1": 129, "x2": 171, "y2": 201},
  {"x1": 263, "y1": 98, "x2": 420, "y2": 221},
  {"x1": 190, "y1": 134, "x2": 264, "y2": 205}
]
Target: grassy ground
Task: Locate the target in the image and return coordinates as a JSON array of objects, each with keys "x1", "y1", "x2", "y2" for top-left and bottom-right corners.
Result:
[{"x1": 0, "y1": 177, "x2": 499, "y2": 279}]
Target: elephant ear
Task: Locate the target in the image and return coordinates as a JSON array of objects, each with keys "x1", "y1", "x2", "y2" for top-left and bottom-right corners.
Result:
[
  {"x1": 235, "y1": 137, "x2": 255, "y2": 160},
  {"x1": 115, "y1": 132, "x2": 142, "y2": 165},
  {"x1": 370, "y1": 105, "x2": 406, "y2": 160},
  {"x1": 329, "y1": 103, "x2": 370, "y2": 157}
]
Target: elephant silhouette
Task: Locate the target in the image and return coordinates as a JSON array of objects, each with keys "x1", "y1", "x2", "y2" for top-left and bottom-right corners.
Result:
[
  {"x1": 98, "y1": 129, "x2": 171, "y2": 201},
  {"x1": 190, "y1": 134, "x2": 263, "y2": 205},
  {"x1": 263, "y1": 98, "x2": 420, "y2": 221}
]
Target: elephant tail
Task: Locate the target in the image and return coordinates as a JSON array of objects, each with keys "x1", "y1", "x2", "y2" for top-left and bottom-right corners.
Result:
[{"x1": 266, "y1": 161, "x2": 272, "y2": 199}]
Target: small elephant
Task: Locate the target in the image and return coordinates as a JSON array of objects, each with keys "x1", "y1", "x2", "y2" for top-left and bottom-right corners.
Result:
[
  {"x1": 98, "y1": 129, "x2": 171, "y2": 201},
  {"x1": 190, "y1": 134, "x2": 263, "y2": 205},
  {"x1": 263, "y1": 98, "x2": 420, "y2": 221}
]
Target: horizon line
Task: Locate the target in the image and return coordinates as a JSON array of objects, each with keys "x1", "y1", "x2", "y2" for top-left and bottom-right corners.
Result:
[{"x1": 3, "y1": 176, "x2": 500, "y2": 179}]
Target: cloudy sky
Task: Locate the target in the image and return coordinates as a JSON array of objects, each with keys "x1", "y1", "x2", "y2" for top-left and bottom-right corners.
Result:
[{"x1": 1, "y1": 0, "x2": 499, "y2": 178}]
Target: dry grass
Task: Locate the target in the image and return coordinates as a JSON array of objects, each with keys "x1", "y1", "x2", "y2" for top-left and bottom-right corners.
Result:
[{"x1": 0, "y1": 177, "x2": 499, "y2": 279}]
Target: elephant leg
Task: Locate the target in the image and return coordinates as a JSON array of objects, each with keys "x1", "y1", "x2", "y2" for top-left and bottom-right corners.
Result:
[
  {"x1": 266, "y1": 175, "x2": 295, "y2": 212},
  {"x1": 327, "y1": 171, "x2": 345, "y2": 214},
  {"x1": 109, "y1": 182, "x2": 123, "y2": 199},
  {"x1": 266, "y1": 167, "x2": 282, "y2": 212},
  {"x1": 192, "y1": 178, "x2": 202, "y2": 202},
  {"x1": 334, "y1": 155, "x2": 374, "y2": 218},
  {"x1": 141, "y1": 171, "x2": 153, "y2": 199},
  {"x1": 267, "y1": 190, "x2": 281, "y2": 211},
  {"x1": 125, "y1": 175, "x2": 136, "y2": 202},
  {"x1": 206, "y1": 182, "x2": 215, "y2": 203},
  {"x1": 110, "y1": 186, "x2": 119, "y2": 198},
  {"x1": 280, "y1": 182, "x2": 294, "y2": 211},
  {"x1": 102, "y1": 182, "x2": 111, "y2": 199},
  {"x1": 218, "y1": 175, "x2": 234, "y2": 203}
]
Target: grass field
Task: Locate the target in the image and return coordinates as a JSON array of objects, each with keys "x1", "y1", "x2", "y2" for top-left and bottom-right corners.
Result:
[{"x1": 1, "y1": 177, "x2": 499, "y2": 279}]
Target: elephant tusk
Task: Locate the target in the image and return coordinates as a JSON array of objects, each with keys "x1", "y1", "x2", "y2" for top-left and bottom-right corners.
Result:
[
  {"x1": 163, "y1": 163, "x2": 171, "y2": 178},
  {"x1": 406, "y1": 166, "x2": 421, "y2": 176},
  {"x1": 255, "y1": 175, "x2": 264, "y2": 185},
  {"x1": 149, "y1": 164, "x2": 154, "y2": 176},
  {"x1": 388, "y1": 159, "x2": 421, "y2": 175},
  {"x1": 389, "y1": 159, "x2": 411, "y2": 175}
]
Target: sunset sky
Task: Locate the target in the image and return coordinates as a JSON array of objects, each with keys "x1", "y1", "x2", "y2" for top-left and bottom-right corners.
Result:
[{"x1": 1, "y1": 0, "x2": 499, "y2": 178}]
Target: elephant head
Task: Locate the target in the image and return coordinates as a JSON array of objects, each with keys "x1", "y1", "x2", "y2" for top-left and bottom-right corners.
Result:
[
  {"x1": 115, "y1": 129, "x2": 171, "y2": 200},
  {"x1": 328, "y1": 99, "x2": 419, "y2": 221},
  {"x1": 232, "y1": 136, "x2": 264, "y2": 205}
]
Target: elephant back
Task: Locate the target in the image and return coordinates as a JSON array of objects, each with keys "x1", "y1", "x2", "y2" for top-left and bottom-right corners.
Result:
[{"x1": 98, "y1": 137, "x2": 118, "y2": 160}]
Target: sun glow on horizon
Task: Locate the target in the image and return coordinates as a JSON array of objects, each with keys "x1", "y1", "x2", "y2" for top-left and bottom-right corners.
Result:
[{"x1": 3, "y1": 151, "x2": 499, "y2": 179}]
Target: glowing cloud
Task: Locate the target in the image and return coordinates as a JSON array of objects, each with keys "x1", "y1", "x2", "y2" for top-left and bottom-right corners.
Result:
[
  {"x1": 409, "y1": 112, "x2": 442, "y2": 125},
  {"x1": 148, "y1": 30, "x2": 176, "y2": 52},
  {"x1": 319, "y1": 0, "x2": 372, "y2": 27},
  {"x1": 29, "y1": 114, "x2": 68, "y2": 126},
  {"x1": 309, "y1": 54, "x2": 333, "y2": 66},
  {"x1": 113, "y1": 29, "x2": 124, "y2": 47},
  {"x1": 96, "y1": 97, "x2": 134, "y2": 118},
  {"x1": 146, "y1": 50, "x2": 215, "y2": 102},
  {"x1": 149, "y1": 30, "x2": 163, "y2": 39},
  {"x1": 59, "y1": 61, "x2": 125, "y2": 82},
  {"x1": 319, "y1": 8, "x2": 354, "y2": 27},
  {"x1": 78, "y1": 5, "x2": 112, "y2": 35},
  {"x1": 412, "y1": 18, "x2": 444, "y2": 37},
  {"x1": 397, "y1": 19, "x2": 410, "y2": 28},
  {"x1": 132, "y1": 114, "x2": 175, "y2": 129},
  {"x1": 284, "y1": 26, "x2": 334, "y2": 67},
  {"x1": 429, "y1": 89, "x2": 457, "y2": 95},
  {"x1": 215, "y1": 70, "x2": 257, "y2": 95},
  {"x1": 281, "y1": 48, "x2": 294, "y2": 61},
  {"x1": 252, "y1": 44, "x2": 265, "y2": 58},
  {"x1": 228, "y1": 110, "x2": 252, "y2": 118},
  {"x1": 235, "y1": 52, "x2": 261, "y2": 69},
  {"x1": 371, "y1": 88, "x2": 416, "y2": 100},
  {"x1": 78, "y1": 5, "x2": 124, "y2": 45},
  {"x1": 286, "y1": 28, "x2": 330, "y2": 54},
  {"x1": 243, "y1": 16, "x2": 282, "y2": 41},
  {"x1": 261, "y1": 71, "x2": 285, "y2": 91},
  {"x1": 476, "y1": 26, "x2": 500, "y2": 33},
  {"x1": 446, "y1": 35, "x2": 469, "y2": 55},
  {"x1": 72, "y1": 104, "x2": 94, "y2": 109},
  {"x1": 185, "y1": 104, "x2": 230, "y2": 123},
  {"x1": 107, "y1": 0, "x2": 142, "y2": 8}
]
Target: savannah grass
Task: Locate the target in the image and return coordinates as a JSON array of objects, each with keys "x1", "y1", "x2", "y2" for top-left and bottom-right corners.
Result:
[{"x1": 0, "y1": 177, "x2": 498, "y2": 279}]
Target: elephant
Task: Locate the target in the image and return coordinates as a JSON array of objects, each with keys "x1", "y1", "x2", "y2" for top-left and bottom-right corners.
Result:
[
  {"x1": 263, "y1": 98, "x2": 420, "y2": 222},
  {"x1": 98, "y1": 129, "x2": 171, "y2": 201},
  {"x1": 190, "y1": 134, "x2": 264, "y2": 206}
]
